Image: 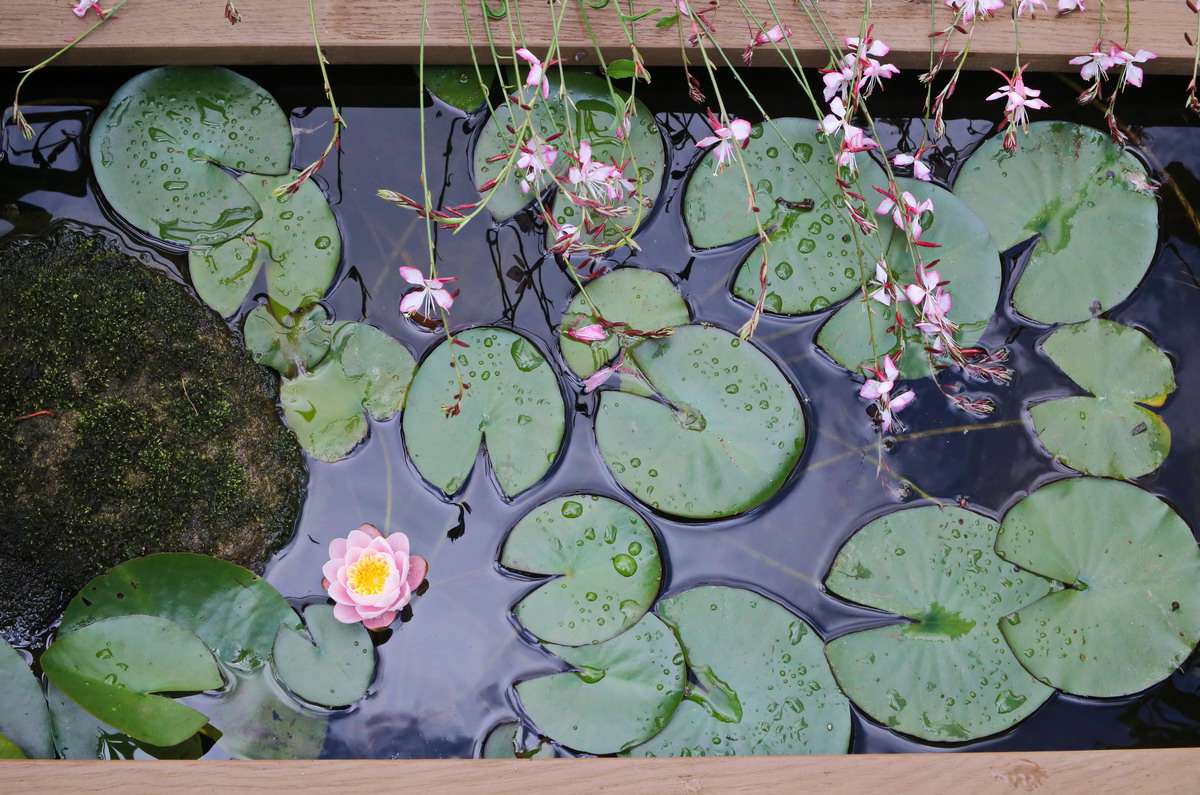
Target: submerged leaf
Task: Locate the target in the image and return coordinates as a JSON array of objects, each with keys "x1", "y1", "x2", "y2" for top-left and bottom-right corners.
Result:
[
  {"x1": 502, "y1": 495, "x2": 662, "y2": 645},
  {"x1": 1030, "y1": 397, "x2": 1170, "y2": 479},
  {"x1": 403, "y1": 328, "x2": 565, "y2": 498},
  {"x1": 272, "y1": 605, "x2": 375, "y2": 708},
  {"x1": 199, "y1": 665, "x2": 327, "y2": 759},
  {"x1": 515, "y1": 613, "x2": 684, "y2": 754},
  {"x1": 997, "y1": 478, "x2": 1200, "y2": 698},
  {"x1": 90, "y1": 66, "x2": 292, "y2": 247},
  {"x1": 824, "y1": 506, "x2": 1055, "y2": 742},
  {"x1": 817, "y1": 178, "x2": 1001, "y2": 379},
  {"x1": 480, "y1": 722, "x2": 555, "y2": 759},
  {"x1": 954, "y1": 122, "x2": 1158, "y2": 324},
  {"x1": 59, "y1": 553, "x2": 301, "y2": 672},
  {"x1": 627, "y1": 585, "x2": 849, "y2": 757},
  {"x1": 41, "y1": 615, "x2": 222, "y2": 747},
  {"x1": 0, "y1": 638, "x2": 54, "y2": 759},
  {"x1": 685, "y1": 117, "x2": 886, "y2": 315},
  {"x1": 595, "y1": 325, "x2": 804, "y2": 518},
  {"x1": 189, "y1": 171, "x2": 340, "y2": 318},
  {"x1": 243, "y1": 303, "x2": 346, "y2": 378}
]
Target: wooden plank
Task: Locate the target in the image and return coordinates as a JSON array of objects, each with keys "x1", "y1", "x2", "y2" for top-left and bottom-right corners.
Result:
[
  {"x1": 2, "y1": 748, "x2": 1200, "y2": 792},
  {"x1": 1, "y1": 0, "x2": 1194, "y2": 72}
]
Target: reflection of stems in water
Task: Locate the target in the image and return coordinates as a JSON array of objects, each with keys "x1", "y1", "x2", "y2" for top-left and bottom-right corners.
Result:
[
  {"x1": 715, "y1": 534, "x2": 820, "y2": 589},
  {"x1": 807, "y1": 418, "x2": 1025, "y2": 475},
  {"x1": 382, "y1": 419, "x2": 396, "y2": 534}
]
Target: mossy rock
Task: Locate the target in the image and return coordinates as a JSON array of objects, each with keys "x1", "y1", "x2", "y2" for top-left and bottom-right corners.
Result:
[{"x1": 0, "y1": 225, "x2": 305, "y2": 646}]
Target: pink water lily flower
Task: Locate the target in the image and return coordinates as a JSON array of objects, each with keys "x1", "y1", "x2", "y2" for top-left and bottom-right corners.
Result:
[
  {"x1": 516, "y1": 48, "x2": 563, "y2": 100},
  {"x1": 696, "y1": 111, "x2": 752, "y2": 171},
  {"x1": 322, "y1": 524, "x2": 427, "y2": 630},
  {"x1": 399, "y1": 266, "x2": 457, "y2": 316}
]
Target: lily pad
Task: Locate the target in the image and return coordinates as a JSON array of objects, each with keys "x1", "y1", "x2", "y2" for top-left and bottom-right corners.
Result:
[
  {"x1": 558, "y1": 268, "x2": 690, "y2": 379},
  {"x1": 41, "y1": 615, "x2": 223, "y2": 747},
  {"x1": 1030, "y1": 320, "x2": 1175, "y2": 479},
  {"x1": 816, "y1": 178, "x2": 1001, "y2": 378},
  {"x1": 824, "y1": 506, "x2": 1055, "y2": 742},
  {"x1": 403, "y1": 328, "x2": 565, "y2": 498},
  {"x1": 480, "y1": 722, "x2": 555, "y2": 759},
  {"x1": 59, "y1": 553, "x2": 301, "y2": 672},
  {"x1": 280, "y1": 322, "x2": 417, "y2": 462},
  {"x1": 422, "y1": 65, "x2": 496, "y2": 112},
  {"x1": 954, "y1": 121, "x2": 1158, "y2": 324},
  {"x1": 501, "y1": 495, "x2": 662, "y2": 646},
  {"x1": 997, "y1": 477, "x2": 1200, "y2": 698},
  {"x1": 272, "y1": 604, "x2": 375, "y2": 708},
  {"x1": 189, "y1": 171, "x2": 340, "y2": 318},
  {"x1": 595, "y1": 325, "x2": 804, "y2": 518},
  {"x1": 1029, "y1": 398, "x2": 1170, "y2": 479},
  {"x1": 244, "y1": 303, "x2": 346, "y2": 379},
  {"x1": 473, "y1": 70, "x2": 665, "y2": 247},
  {"x1": 1041, "y1": 319, "x2": 1175, "y2": 404},
  {"x1": 684, "y1": 117, "x2": 886, "y2": 315},
  {"x1": 0, "y1": 638, "x2": 53, "y2": 759},
  {"x1": 202, "y1": 665, "x2": 328, "y2": 759},
  {"x1": 90, "y1": 66, "x2": 292, "y2": 247},
  {"x1": 515, "y1": 613, "x2": 684, "y2": 755},
  {"x1": 45, "y1": 682, "x2": 106, "y2": 759},
  {"x1": 626, "y1": 585, "x2": 850, "y2": 757}
]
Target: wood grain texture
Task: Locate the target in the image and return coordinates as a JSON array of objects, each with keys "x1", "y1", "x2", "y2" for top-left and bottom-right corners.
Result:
[
  {"x1": 0, "y1": 0, "x2": 1194, "y2": 72},
  {"x1": 2, "y1": 749, "x2": 1200, "y2": 792}
]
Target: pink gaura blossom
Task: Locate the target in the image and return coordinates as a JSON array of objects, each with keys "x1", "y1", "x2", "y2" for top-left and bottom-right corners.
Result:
[
  {"x1": 846, "y1": 28, "x2": 899, "y2": 95},
  {"x1": 892, "y1": 144, "x2": 933, "y2": 181},
  {"x1": 516, "y1": 142, "x2": 558, "y2": 194},
  {"x1": 904, "y1": 264, "x2": 945, "y2": 306},
  {"x1": 567, "y1": 142, "x2": 633, "y2": 202},
  {"x1": 322, "y1": 524, "x2": 427, "y2": 630},
  {"x1": 820, "y1": 96, "x2": 851, "y2": 138},
  {"x1": 877, "y1": 389, "x2": 915, "y2": 433},
  {"x1": 1113, "y1": 47, "x2": 1156, "y2": 89},
  {"x1": 876, "y1": 188, "x2": 934, "y2": 240},
  {"x1": 987, "y1": 65, "x2": 1049, "y2": 148},
  {"x1": 822, "y1": 60, "x2": 856, "y2": 103},
  {"x1": 695, "y1": 110, "x2": 752, "y2": 172},
  {"x1": 838, "y1": 125, "x2": 878, "y2": 174},
  {"x1": 743, "y1": 24, "x2": 791, "y2": 65},
  {"x1": 867, "y1": 260, "x2": 904, "y2": 306},
  {"x1": 860, "y1": 354, "x2": 901, "y2": 400},
  {"x1": 1057, "y1": 0, "x2": 1085, "y2": 12},
  {"x1": 1069, "y1": 45, "x2": 1118, "y2": 82},
  {"x1": 516, "y1": 48, "x2": 564, "y2": 100},
  {"x1": 945, "y1": 0, "x2": 1005, "y2": 22},
  {"x1": 399, "y1": 266, "x2": 457, "y2": 316},
  {"x1": 72, "y1": 0, "x2": 104, "y2": 18},
  {"x1": 1015, "y1": 0, "x2": 1050, "y2": 16},
  {"x1": 566, "y1": 322, "x2": 608, "y2": 342}
]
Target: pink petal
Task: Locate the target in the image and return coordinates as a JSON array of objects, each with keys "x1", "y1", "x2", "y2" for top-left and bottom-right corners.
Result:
[
  {"x1": 904, "y1": 284, "x2": 927, "y2": 305},
  {"x1": 400, "y1": 291, "x2": 425, "y2": 314},
  {"x1": 407, "y1": 555, "x2": 428, "y2": 590},
  {"x1": 332, "y1": 603, "x2": 362, "y2": 624},
  {"x1": 515, "y1": 48, "x2": 538, "y2": 65},
  {"x1": 432, "y1": 288, "x2": 455, "y2": 310},
  {"x1": 860, "y1": 380, "x2": 885, "y2": 400},
  {"x1": 347, "y1": 527, "x2": 376, "y2": 550},
  {"x1": 322, "y1": 559, "x2": 342, "y2": 584},
  {"x1": 386, "y1": 532, "x2": 410, "y2": 557},
  {"x1": 728, "y1": 119, "x2": 753, "y2": 142},
  {"x1": 882, "y1": 355, "x2": 900, "y2": 381},
  {"x1": 889, "y1": 390, "x2": 916, "y2": 412},
  {"x1": 398, "y1": 266, "x2": 426, "y2": 286},
  {"x1": 361, "y1": 611, "x2": 398, "y2": 631},
  {"x1": 329, "y1": 537, "x2": 347, "y2": 560},
  {"x1": 327, "y1": 580, "x2": 353, "y2": 605}
]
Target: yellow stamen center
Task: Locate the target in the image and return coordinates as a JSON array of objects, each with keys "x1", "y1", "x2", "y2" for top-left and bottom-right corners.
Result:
[{"x1": 346, "y1": 553, "x2": 393, "y2": 596}]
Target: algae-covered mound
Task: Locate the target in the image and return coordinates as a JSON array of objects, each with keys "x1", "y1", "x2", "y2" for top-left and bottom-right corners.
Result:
[{"x1": 0, "y1": 225, "x2": 306, "y2": 646}]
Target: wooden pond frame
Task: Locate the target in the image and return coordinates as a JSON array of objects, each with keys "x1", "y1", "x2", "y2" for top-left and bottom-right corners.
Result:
[{"x1": 3, "y1": 0, "x2": 1200, "y2": 788}]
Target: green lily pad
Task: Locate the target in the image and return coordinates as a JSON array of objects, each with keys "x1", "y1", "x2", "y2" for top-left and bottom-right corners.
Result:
[
  {"x1": 422, "y1": 65, "x2": 496, "y2": 112},
  {"x1": 480, "y1": 722, "x2": 554, "y2": 759},
  {"x1": 1041, "y1": 319, "x2": 1175, "y2": 405},
  {"x1": 558, "y1": 268, "x2": 690, "y2": 379},
  {"x1": 997, "y1": 477, "x2": 1200, "y2": 698},
  {"x1": 626, "y1": 585, "x2": 850, "y2": 757},
  {"x1": 59, "y1": 553, "x2": 301, "y2": 672},
  {"x1": 189, "y1": 171, "x2": 340, "y2": 318},
  {"x1": 280, "y1": 322, "x2": 417, "y2": 462},
  {"x1": 243, "y1": 303, "x2": 346, "y2": 379},
  {"x1": 41, "y1": 615, "x2": 223, "y2": 747},
  {"x1": 1030, "y1": 320, "x2": 1175, "y2": 479},
  {"x1": 46, "y1": 682, "x2": 106, "y2": 759},
  {"x1": 684, "y1": 117, "x2": 886, "y2": 315},
  {"x1": 824, "y1": 506, "x2": 1055, "y2": 742},
  {"x1": 90, "y1": 66, "x2": 292, "y2": 247},
  {"x1": 515, "y1": 613, "x2": 684, "y2": 754},
  {"x1": 403, "y1": 328, "x2": 565, "y2": 498},
  {"x1": 954, "y1": 121, "x2": 1158, "y2": 324},
  {"x1": 595, "y1": 325, "x2": 804, "y2": 518},
  {"x1": 501, "y1": 495, "x2": 662, "y2": 646},
  {"x1": 816, "y1": 178, "x2": 1001, "y2": 378},
  {"x1": 1029, "y1": 398, "x2": 1170, "y2": 479},
  {"x1": 0, "y1": 638, "x2": 53, "y2": 759},
  {"x1": 0, "y1": 734, "x2": 26, "y2": 759},
  {"x1": 203, "y1": 665, "x2": 328, "y2": 759},
  {"x1": 474, "y1": 70, "x2": 665, "y2": 248},
  {"x1": 272, "y1": 605, "x2": 374, "y2": 708}
]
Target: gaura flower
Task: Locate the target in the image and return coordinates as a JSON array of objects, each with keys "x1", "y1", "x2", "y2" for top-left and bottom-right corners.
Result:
[
  {"x1": 743, "y1": 24, "x2": 791, "y2": 65},
  {"x1": 867, "y1": 260, "x2": 904, "y2": 306},
  {"x1": 878, "y1": 389, "x2": 915, "y2": 433},
  {"x1": 876, "y1": 188, "x2": 934, "y2": 240},
  {"x1": 1057, "y1": 0, "x2": 1085, "y2": 12},
  {"x1": 516, "y1": 142, "x2": 558, "y2": 194},
  {"x1": 892, "y1": 143, "x2": 934, "y2": 181},
  {"x1": 399, "y1": 266, "x2": 458, "y2": 316},
  {"x1": 1112, "y1": 46, "x2": 1156, "y2": 90},
  {"x1": 945, "y1": 0, "x2": 1005, "y2": 22},
  {"x1": 860, "y1": 354, "x2": 901, "y2": 400},
  {"x1": 72, "y1": 0, "x2": 104, "y2": 18},
  {"x1": 1015, "y1": 0, "x2": 1050, "y2": 16},
  {"x1": 695, "y1": 110, "x2": 752, "y2": 172},
  {"x1": 566, "y1": 321, "x2": 608, "y2": 342},
  {"x1": 986, "y1": 65, "x2": 1049, "y2": 147},
  {"x1": 904, "y1": 264, "x2": 945, "y2": 306},
  {"x1": 822, "y1": 59, "x2": 856, "y2": 103},
  {"x1": 1069, "y1": 45, "x2": 1118, "y2": 82},
  {"x1": 322, "y1": 524, "x2": 427, "y2": 630},
  {"x1": 515, "y1": 48, "x2": 564, "y2": 100}
]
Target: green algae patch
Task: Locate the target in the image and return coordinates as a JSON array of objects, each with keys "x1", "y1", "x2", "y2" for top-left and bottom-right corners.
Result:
[{"x1": 0, "y1": 225, "x2": 305, "y2": 646}]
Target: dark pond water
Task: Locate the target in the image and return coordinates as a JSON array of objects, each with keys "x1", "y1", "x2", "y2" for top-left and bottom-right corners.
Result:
[{"x1": 3, "y1": 64, "x2": 1200, "y2": 757}]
